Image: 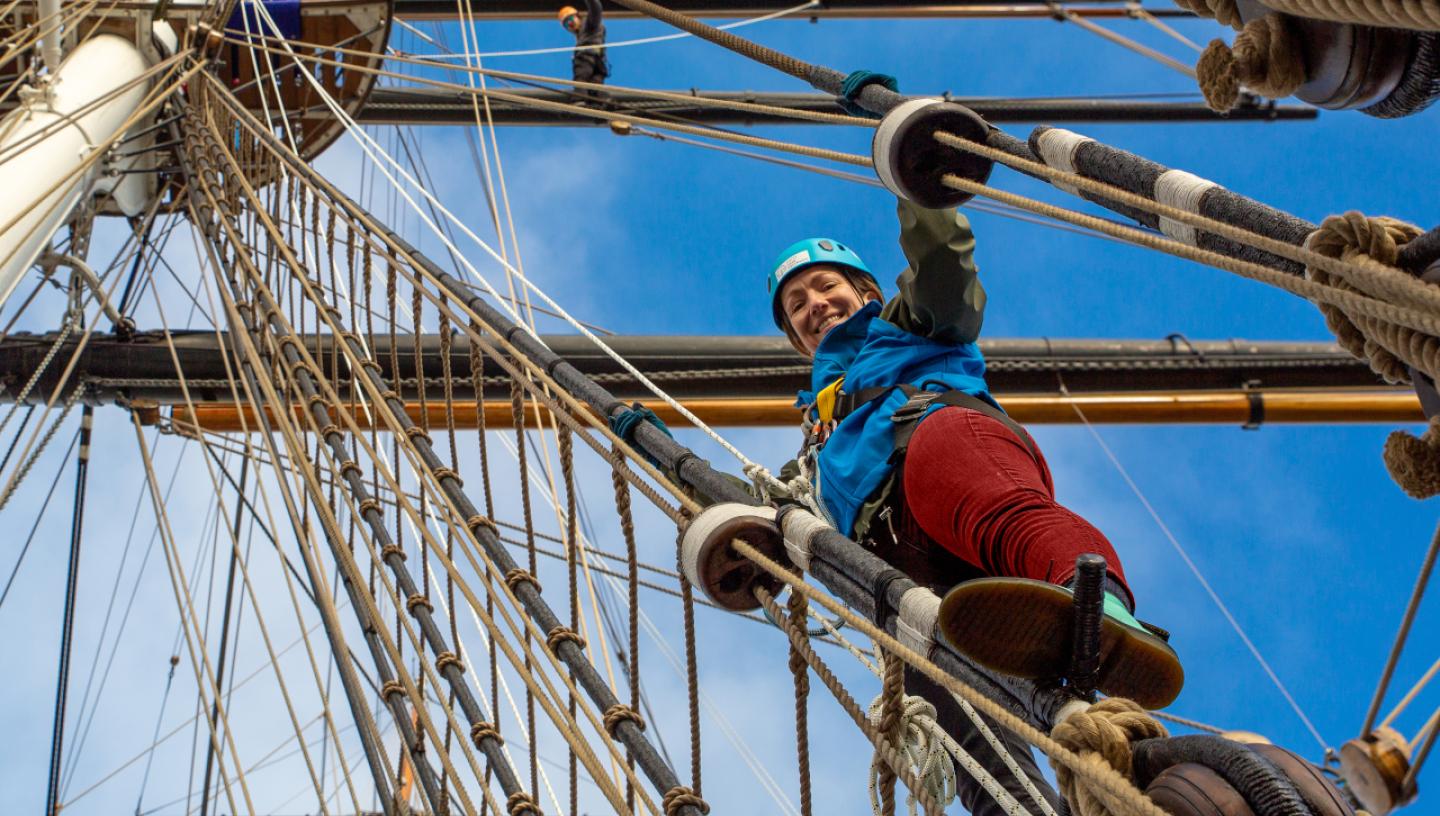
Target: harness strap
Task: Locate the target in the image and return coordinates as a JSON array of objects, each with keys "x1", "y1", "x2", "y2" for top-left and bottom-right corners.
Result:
[{"x1": 832, "y1": 383, "x2": 1039, "y2": 463}]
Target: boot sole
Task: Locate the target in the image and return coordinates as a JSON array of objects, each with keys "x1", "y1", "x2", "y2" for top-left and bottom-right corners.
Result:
[{"x1": 937, "y1": 578, "x2": 1185, "y2": 709}]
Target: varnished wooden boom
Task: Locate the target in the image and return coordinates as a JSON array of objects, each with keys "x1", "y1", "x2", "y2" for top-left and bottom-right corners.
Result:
[{"x1": 168, "y1": 390, "x2": 1424, "y2": 432}]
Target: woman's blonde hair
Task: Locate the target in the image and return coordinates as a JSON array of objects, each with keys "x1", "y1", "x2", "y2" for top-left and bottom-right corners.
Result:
[{"x1": 780, "y1": 266, "x2": 883, "y2": 357}]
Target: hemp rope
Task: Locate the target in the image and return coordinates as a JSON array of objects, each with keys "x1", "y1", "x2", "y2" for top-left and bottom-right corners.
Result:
[
  {"x1": 788, "y1": 587, "x2": 815, "y2": 816},
  {"x1": 1050, "y1": 699, "x2": 1169, "y2": 816},
  {"x1": 1196, "y1": 13, "x2": 1307, "y2": 111},
  {"x1": 875, "y1": 650, "x2": 905, "y2": 816},
  {"x1": 1304, "y1": 212, "x2": 1440, "y2": 497},
  {"x1": 1172, "y1": 0, "x2": 1246, "y2": 29},
  {"x1": 1260, "y1": 0, "x2": 1440, "y2": 32}
]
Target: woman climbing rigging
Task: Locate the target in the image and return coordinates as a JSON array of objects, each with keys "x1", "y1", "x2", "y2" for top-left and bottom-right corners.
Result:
[{"x1": 767, "y1": 199, "x2": 1185, "y2": 812}]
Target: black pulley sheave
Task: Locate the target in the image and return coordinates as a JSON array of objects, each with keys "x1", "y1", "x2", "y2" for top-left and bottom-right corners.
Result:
[{"x1": 872, "y1": 98, "x2": 994, "y2": 209}]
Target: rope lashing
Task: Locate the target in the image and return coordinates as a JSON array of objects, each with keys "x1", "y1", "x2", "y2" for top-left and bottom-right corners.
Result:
[
  {"x1": 431, "y1": 466, "x2": 463, "y2": 486},
  {"x1": 506, "y1": 790, "x2": 542, "y2": 816},
  {"x1": 466, "y1": 514, "x2": 499, "y2": 534},
  {"x1": 435, "y1": 651, "x2": 465, "y2": 674},
  {"x1": 1171, "y1": 0, "x2": 1245, "y2": 29},
  {"x1": 381, "y1": 543, "x2": 407, "y2": 561},
  {"x1": 609, "y1": 402, "x2": 672, "y2": 468},
  {"x1": 662, "y1": 786, "x2": 710, "y2": 816},
  {"x1": 603, "y1": 703, "x2": 647, "y2": 737},
  {"x1": 1049, "y1": 698, "x2": 1168, "y2": 816},
  {"x1": 406, "y1": 593, "x2": 434, "y2": 614},
  {"x1": 504, "y1": 567, "x2": 543, "y2": 594},
  {"x1": 840, "y1": 71, "x2": 898, "y2": 118},
  {"x1": 1196, "y1": 13, "x2": 1307, "y2": 111},
  {"x1": 1259, "y1": 0, "x2": 1440, "y2": 32},
  {"x1": 1302, "y1": 212, "x2": 1440, "y2": 497},
  {"x1": 470, "y1": 721, "x2": 504, "y2": 748},
  {"x1": 545, "y1": 625, "x2": 587, "y2": 653},
  {"x1": 381, "y1": 680, "x2": 407, "y2": 700}
]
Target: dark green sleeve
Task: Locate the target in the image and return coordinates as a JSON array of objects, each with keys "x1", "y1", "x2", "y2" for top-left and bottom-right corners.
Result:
[{"x1": 879, "y1": 198, "x2": 986, "y2": 345}]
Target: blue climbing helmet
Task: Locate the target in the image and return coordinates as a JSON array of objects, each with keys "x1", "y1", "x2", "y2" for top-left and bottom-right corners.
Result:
[{"x1": 767, "y1": 237, "x2": 875, "y2": 329}]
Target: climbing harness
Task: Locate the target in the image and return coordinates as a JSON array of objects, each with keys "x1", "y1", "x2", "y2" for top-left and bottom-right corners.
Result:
[{"x1": 830, "y1": 382, "x2": 1040, "y2": 464}]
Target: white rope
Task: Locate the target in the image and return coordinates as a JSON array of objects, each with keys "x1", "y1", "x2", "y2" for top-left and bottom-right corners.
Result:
[
  {"x1": 398, "y1": 0, "x2": 821, "y2": 60},
  {"x1": 1032, "y1": 128, "x2": 1092, "y2": 197},
  {"x1": 1153, "y1": 169, "x2": 1217, "y2": 246},
  {"x1": 812, "y1": 615, "x2": 1041, "y2": 816}
]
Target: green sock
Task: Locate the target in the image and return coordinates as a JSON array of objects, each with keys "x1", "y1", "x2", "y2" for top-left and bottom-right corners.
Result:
[{"x1": 1103, "y1": 592, "x2": 1143, "y2": 631}]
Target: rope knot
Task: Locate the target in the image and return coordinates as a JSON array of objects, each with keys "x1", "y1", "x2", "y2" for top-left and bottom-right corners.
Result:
[
  {"x1": 435, "y1": 651, "x2": 465, "y2": 674},
  {"x1": 1050, "y1": 698, "x2": 1168, "y2": 816},
  {"x1": 504, "y1": 568, "x2": 542, "y2": 594},
  {"x1": 1308, "y1": 211, "x2": 1418, "y2": 268},
  {"x1": 380, "y1": 680, "x2": 406, "y2": 700},
  {"x1": 662, "y1": 785, "x2": 710, "y2": 816},
  {"x1": 470, "y1": 721, "x2": 503, "y2": 748},
  {"x1": 602, "y1": 703, "x2": 646, "y2": 737},
  {"x1": 467, "y1": 514, "x2": 499, "y2": 534},
  {"x1": 1196, "y1": 13, "x2": 1305, "y2": 111},
  {"x1": 545, "y1": 625, "x2": 587, "y2": 653},
  {"x1": 506, "y1": 790, "x2": 541, "y2": 816},
  {"x1": 405, "y1": 593, "x2": 434, "y2": 614}
]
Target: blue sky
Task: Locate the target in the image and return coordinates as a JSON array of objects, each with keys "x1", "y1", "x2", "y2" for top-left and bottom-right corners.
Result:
[{"x1": 3, "y1": 6, "x2": 1439, "y2": 815}]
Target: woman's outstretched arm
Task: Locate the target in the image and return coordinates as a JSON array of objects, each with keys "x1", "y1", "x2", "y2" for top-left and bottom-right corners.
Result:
[{"x1": 882, "y1": 198, "x2": 986, "y2": 344}]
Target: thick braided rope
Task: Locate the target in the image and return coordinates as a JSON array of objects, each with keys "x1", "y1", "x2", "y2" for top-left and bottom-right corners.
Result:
[
  {"x1": 1304, "y1": 213, "x2": 1429, "y2": 384},
  {"x1": 1303, "y1": 213, "x2": 1440, "y2": 498},
  {"x1": 1172, "y1": 0, "x2": 1245, "y2": 28},
  {"x1": 1050, "y1": 700, "x2": 1169, "y2": 816},
  {"x1": 1261, "y1": 0, "x2": 1440, "y2": 31},
  {"x1": 1196, "y1": 13, "x2": 1307, "y2": 111}
]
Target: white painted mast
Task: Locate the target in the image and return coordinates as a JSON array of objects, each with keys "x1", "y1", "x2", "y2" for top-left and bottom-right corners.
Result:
[{"x1": 0, "y1": 23, "x2": 176, "y2": 310}]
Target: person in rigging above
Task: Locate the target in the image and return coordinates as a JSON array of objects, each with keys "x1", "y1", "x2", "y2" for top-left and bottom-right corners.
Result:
[{"x1": 767, "y1": 199, "x2": 1185, "y2": 811}]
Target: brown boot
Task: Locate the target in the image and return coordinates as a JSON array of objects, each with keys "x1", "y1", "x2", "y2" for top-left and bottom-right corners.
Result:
[{"x1": 937, "y1": 577, "x2": 1185, "y2": 709}]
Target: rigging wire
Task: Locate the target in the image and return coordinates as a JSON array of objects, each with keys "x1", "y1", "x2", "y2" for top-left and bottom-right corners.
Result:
[
  {"x1": 59, "y1": 432, "x2": 188, "y2": 797},
  {"x1": 0, "y1": 429, "x2": 78, "y2": 611}
]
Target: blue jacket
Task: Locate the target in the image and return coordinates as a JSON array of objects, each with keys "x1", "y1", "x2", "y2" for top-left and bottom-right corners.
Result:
[{"x1": 793, "y1": 201, "x2": 994, "y2": 537}]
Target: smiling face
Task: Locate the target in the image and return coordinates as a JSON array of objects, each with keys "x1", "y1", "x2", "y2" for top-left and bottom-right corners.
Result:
[{"x1": 779, "y1": 264, "x2": 881, "y2": 357}]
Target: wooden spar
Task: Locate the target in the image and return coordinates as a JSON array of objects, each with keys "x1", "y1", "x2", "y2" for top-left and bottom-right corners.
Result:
[{"x1": 167, "y1": 389, "x2": 1424, "y2": 432}]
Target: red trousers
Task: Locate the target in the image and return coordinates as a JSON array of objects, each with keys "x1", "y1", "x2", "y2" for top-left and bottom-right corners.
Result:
[{"x1": 896, "y1": 406, "x2": 1131, "y2": 600}]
